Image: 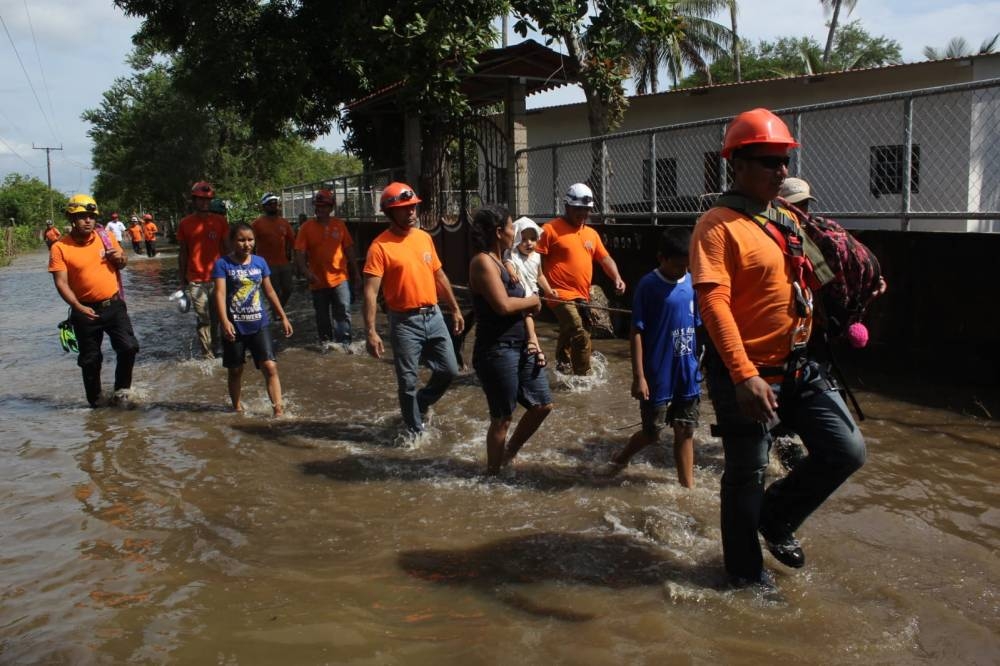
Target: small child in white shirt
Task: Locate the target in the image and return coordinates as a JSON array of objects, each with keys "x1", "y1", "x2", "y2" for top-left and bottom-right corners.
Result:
[{"x1": 508, "y1": 217, "x2": 553, "y2": 298}]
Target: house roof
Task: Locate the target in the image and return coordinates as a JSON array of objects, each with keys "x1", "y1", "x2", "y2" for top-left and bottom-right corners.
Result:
[
  {"x1": 347, "y1": 39, "x2": 578, "y2": 114},
  {"x1": 527, "y1": 52, "x2": 1000, "y2": 112}
]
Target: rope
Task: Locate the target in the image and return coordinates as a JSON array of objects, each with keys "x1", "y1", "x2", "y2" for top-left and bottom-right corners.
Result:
[{"x1": 451, "y1": 284, "x2": 633, "y2": 315}]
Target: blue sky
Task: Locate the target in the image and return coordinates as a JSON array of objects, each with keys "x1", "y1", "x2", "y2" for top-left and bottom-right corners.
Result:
[{"x1": 1, "y1": 0, "x2": 998, "y2": 195}]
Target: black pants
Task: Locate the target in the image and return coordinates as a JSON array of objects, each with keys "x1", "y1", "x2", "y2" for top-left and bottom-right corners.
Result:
[
  {"x1": 71, "y1": 298, "x2": 140, "y2": 406},
  {"x1": 144, "y1": 240, "x2": 157, "y2": 257}
]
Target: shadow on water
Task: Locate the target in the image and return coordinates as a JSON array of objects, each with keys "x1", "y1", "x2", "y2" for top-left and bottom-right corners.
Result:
[
  {"x1": 232, "y1": 420, "x2": 405, "y2": 449},
  {"x1": 557, "y1": 435, "x2": 726, "y2": 475},
  {"x1": 398, "y1": 531, "x2": 711, "y2": 621},
  {"x1": 300, "y1": 454, "x2": 652, "y2": 490}
]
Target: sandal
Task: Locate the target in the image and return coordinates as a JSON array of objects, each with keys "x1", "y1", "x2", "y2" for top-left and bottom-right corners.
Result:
[{"x1": 526, "y1": 344, "x2": 547, "y2": 368}]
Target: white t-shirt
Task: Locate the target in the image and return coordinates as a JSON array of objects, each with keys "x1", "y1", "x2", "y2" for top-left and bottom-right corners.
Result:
[
  {"x1": 106, "y1": 220, "x2": 126, "y2": 242},
  {"x1": 509, "y1": 249, "x2": 542, "y2": 295}
]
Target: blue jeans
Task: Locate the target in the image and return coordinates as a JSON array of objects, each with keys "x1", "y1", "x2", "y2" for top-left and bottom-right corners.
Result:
[
  {"x1": 472, "y1": 342, "x2": 552, "y2": 418},
  {"x1": 311, "y1": 282, "x2": 351, "y2": 342},
  {"x1": 388, "y1": 306, "x2": 459, "y2": 432},
  {"x1": 705, "y1": 356, "x2": 866, "y2": 582}
]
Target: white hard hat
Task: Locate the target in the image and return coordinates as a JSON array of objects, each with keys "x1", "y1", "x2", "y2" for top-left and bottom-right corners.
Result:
[{"x1": 564, "y1": 183, "x2": 595, "y2": 208}]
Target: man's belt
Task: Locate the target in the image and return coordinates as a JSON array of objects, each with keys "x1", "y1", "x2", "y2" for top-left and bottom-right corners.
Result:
[{"x1": 81, "y1": 293, "x2": 121, "y2": 309}]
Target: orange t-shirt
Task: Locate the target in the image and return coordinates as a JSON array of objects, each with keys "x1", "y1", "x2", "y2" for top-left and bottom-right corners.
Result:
[
  {"x1": 127, "y1": 225, "x2": 143, "y2": 242},
  {"x1": 143, "y1": 221, "x2": 158, "y2": 241},
  {"x1": 363, "y1": 228, "x2": 440, "y2": 311},
  {"x1": 690, "y1": 205, "x2": 812, "y2": 382},
  {"x1": 536, "y1": 217, "x2": 610, "y2": 301},
  {"x1": 252, "y1": 215, "x2": 295, "y2": 267},
  {"x1": 44, "y1": 227, "x2": 61, "y2": 244},
  {"x1": 294, "y1": 217, "x2": 353, "y2": 289},
  {"x1": 177, "y1": 212, "x2": 229, "y2": 282},
  {"x1": 48, "y1": 233, "x2": 122, "y2": 302}
]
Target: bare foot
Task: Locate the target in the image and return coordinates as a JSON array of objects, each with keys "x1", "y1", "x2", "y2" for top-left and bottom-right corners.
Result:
[
  {"x1": 233, "y1": 402, "x2": 245, "y2": 413},
  {"x1": 272, "y1": 404, "x2": 284, "y2": 417}
]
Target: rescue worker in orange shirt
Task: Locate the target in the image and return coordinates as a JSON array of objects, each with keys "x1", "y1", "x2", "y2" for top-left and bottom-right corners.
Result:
[
  {"x1": 177, "y1": 181, "x2": 229, "y2": 358},
  {"x1": 295, "y1": 189, "x2": 359, "y2": 344},
  {"x1": 43, "y1": 219, "x2": 61, "y2": 248},
  {"x1": 48, "y1": 194, "x2": 139, "y2": 407},
  {"x1": 363, "y1": 182, "x2": 463, "y2": 434},
  {"x1": 691, "y1": 108, "x2": 867, "y2": 589},
  {"x1": 127, "y1": 218, "x2": 144, "y2": 254},
  {"x1": 252, "y1": 192, "x2": 296, "y2": 307},
  {"x1": 536, "y1": 183, "x2": 626, "y2": 375},
  {"x1": 142, "y1": 213, "x2": 158, "y2": 257}
]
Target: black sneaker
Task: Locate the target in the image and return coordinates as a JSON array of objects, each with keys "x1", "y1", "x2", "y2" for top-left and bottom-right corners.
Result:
[{"x1": 762, "y1": 532, "x2": 805, "y2": 569}]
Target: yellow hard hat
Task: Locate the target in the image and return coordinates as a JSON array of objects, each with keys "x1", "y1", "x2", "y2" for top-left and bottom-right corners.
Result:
[{"x1": 65, "y1": 194, "x2": 100, "y2": 216}]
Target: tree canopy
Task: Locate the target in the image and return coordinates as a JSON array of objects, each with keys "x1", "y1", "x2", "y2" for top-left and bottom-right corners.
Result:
[
  {"x1": 679, "y1": 20, "x2": 902, "y2": 87},
  {"x1": 0, "y1": 173, "x2": 65, "y2": 227},
  {"x1": 83, "y1": 49, "x2": 360, "y2": 222}
]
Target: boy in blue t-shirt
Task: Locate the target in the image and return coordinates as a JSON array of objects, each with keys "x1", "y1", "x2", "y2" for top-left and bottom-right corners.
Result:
[
  {"x1": 212, "y1": 223, "x2": 293, "y2": 416},
  {"x1": 607, "y1": 227, "x2": 701, "y2": 487}
]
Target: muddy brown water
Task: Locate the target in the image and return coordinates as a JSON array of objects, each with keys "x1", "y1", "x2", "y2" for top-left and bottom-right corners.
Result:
[{"x1": 2, "y1": 247, "x2": 998, "y2": 664}]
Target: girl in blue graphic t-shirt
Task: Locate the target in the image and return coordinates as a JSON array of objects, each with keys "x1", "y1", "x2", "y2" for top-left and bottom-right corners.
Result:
[{"x1": 212, "y1": 223, "x2": 293, "y2": 416}]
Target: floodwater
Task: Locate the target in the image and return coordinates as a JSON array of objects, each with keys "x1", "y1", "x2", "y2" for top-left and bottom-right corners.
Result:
[{"x1": 1, "y1": 246, "x2": 998, "y2": 665}]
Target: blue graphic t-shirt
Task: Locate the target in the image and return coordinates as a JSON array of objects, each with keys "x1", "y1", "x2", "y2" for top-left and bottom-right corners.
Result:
[
  {"x1": 631, "y1": 269, "x2": 700, "y2": 405},
  {"x1": 211, "y1": 254, "x2": 271, "y2": 335}
]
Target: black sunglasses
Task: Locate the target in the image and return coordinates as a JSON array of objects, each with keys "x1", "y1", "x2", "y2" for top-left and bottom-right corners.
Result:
[
  {"x1": 744, "y1": 155, "x2": 791, "y2": 169},
  {"x1": 570, "y1": 195, "x2": 594, "y2": 205}
]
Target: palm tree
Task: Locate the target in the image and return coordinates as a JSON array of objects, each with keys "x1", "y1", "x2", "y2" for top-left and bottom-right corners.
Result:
[
  {"x1": 923, "y1": 33, "x2": 1000, "y2": 60},
  {"x1": 622, "y1": 0, "x2": 735, "y2": 93},
  {"x1": 729, "y1": 1, "x2": 741, "y2": 82},
  {"x1": 820, "y1": 0, "x2": 859, "y2": 65}
]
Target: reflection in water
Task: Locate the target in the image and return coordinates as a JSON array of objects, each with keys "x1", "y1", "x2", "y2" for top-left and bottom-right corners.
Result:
[{"x1": 1, "y1": 247, "x2": 998, "y2": 663}]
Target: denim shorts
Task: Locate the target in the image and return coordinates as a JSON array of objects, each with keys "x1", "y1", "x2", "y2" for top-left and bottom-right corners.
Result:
[
  {"x1": 473, "y1": 342, "x2": 552, "y2": 418},
  {"x1": 222, "y1": 327, "x2": 276, "y2": 369},
  {"x1": 640, "y1": 396, "x2": 700, "y2": 437}
]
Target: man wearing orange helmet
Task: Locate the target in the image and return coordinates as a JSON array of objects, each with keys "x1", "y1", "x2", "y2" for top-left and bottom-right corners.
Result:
[
  {"x1": 142, "y1": 213, "x2": 158, "y2": 257},
  {"x1": 690, "y1": 108, "x2": 866, "y2": 589},
  {"x1": 294, "y1": 189, "x2": 358, "y2": 344},
  {"x1": 363, "y1": 182, "x2": 463, "y2": 434},
  {"x1": 177, "y1": 181, "x2": 230, "y2": 357}
]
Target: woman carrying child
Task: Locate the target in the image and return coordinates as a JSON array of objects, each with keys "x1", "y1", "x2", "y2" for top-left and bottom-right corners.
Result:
[
  {"x1": 212, "y1": 223, "x2": 293, "y2": 416},
  {"x1": 468, "y1": 205, "x2": 554, "y2": 475}
]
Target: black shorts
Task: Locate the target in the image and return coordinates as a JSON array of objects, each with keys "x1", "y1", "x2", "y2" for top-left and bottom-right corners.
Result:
[
  {"x1": 639, "y1": 397, "x2": 700, "y2": 438},
  {"x1": 222, "y1": 327, "x2": 276, "y2": 369}
]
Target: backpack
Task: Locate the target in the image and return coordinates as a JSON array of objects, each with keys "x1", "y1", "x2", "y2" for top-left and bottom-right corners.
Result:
[{"x1": 714, "y1": 193, "x2": 882, "y2": 337}]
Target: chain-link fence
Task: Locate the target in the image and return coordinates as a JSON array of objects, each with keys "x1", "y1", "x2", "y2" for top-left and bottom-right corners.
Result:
[
  {"x1": 517, "y1": 78, "x2": 1000, "y2": 230},
  {"x1": 280, "y1": 167, "x2": 405, "y2": 222}
]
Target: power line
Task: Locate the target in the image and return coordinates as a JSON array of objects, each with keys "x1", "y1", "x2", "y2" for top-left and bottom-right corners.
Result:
[
  {"x1": 0, "y1": 132, "x2": 38, "y2": 169},
  {"x1": 0, "y1": 10, "x2": 59, "y2": 144},
  {"x1": 22, "y1": 0, "x2": 60, "y2": 142}
]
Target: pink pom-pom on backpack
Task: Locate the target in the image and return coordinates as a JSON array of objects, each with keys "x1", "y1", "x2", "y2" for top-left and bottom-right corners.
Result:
[{"x1": 846, "y1": 322, "x2": 869, "y2": 349}]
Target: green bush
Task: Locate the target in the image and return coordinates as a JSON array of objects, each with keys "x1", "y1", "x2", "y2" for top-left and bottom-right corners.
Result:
[{"x1": 0, "y1": 224, "x2": 44, "y2": 265}]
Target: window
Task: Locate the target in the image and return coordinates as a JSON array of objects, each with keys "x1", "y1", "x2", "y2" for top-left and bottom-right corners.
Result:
[
  {"x1": 643, "y1": 157, "x2": 678, "y2": 200},
  {"x1": 703, "y1": 152, "x2": 734, "y2": 194},
  {"x1": 870, "y1": 144, "x2": 920, "y2": 197}
]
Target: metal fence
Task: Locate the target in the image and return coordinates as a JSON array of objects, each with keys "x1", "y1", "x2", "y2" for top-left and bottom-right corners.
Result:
[
  {"x1": 280, "y1": 167, "x2": 406, "y2": 222},
  {"x1": 516, "y1": 78, "x2": 1000, "y2": 231}
]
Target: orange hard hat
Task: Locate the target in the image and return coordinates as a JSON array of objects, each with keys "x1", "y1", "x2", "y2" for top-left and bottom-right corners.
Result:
[
  {"x1": 142, "y1": 213, "x2": 153, "y2": 221},
  {"x1": 191, "y1": 181, "x2": 215, "y2": 199},
  {"x1": 380, "y1": 182, "x2": 421, "y2": 211},
  {"x1": 313, "y1": 189, "x2": 335, "y2": 206},
  {"x1": 721, "y1": 108, "x2": 799, "y2": 158}
]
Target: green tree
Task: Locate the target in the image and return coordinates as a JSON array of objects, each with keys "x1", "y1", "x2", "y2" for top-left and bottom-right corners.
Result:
[
  {"x1": 0, "y1": 174, "x2": 64, "y2": 226},
  {"x1": 512, "y1": 0, "x2": 682, "y2": 136},
  {"x1": 621, "y1": 0, "x2": 734, "y2": 92},
  {"x1": 821, "y1": 0, "x2": 858, "y2": 65},
  {"x1": 83, "y1": 50, "x2": 361, "y2": 223},
  {"x1": 679, "y1": 21, "x2": 901, "y2": 87},
  {"x1": 923, "y1": 33, "x2": 999, "y2": 60}
]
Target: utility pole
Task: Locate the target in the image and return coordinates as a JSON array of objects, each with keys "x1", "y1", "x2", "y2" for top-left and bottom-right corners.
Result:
[{"x1": 33, "y1": 144, "x2": 63, "y2": 222}]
